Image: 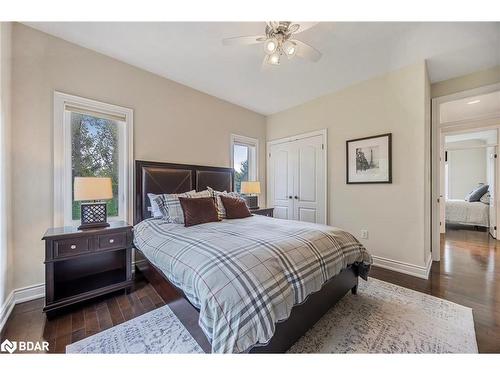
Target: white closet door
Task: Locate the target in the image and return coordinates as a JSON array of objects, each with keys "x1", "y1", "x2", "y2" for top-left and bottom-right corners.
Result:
[
  {"x1": 268, "y1": 132, "x2": 326, "y2": 224},
  {"x1": 268, "y1": 142, "x2": 294, "y2": 220},
  {"x1": 292, "y1": 135, "x2": 326, "y2": 224}
]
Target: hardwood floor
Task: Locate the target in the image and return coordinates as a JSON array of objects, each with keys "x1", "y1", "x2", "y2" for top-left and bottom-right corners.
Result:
[
  {"x1": 0, "y1": 277, "x2": 166, "y2": 354},
  {"x1": 1, "y1": 226, "x2": 498, "y2": 353}
]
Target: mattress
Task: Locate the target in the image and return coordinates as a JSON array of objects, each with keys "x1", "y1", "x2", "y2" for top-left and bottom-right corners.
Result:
[{"x1": 445, "y1": 199, "x2": 489, "y2": 227}]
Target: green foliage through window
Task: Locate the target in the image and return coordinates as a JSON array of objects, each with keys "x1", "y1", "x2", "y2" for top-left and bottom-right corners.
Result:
[
  {"x1": 234, "y1": 159, "x2": 248, "y2": 193},
  {"x1": 71, "y1": 112, "x2": 120, "y2": 220},
  {"x1": 233, "y1": 143, "x2": 250, "y2": 193}
]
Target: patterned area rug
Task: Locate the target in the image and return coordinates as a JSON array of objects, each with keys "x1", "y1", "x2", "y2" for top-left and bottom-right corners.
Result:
[
  {"x1": 66, "y1": 302, "x2": 203, "y2": 354},
  {"x1": 66, "y1": 278, "x2": 478, "y2": 354}
]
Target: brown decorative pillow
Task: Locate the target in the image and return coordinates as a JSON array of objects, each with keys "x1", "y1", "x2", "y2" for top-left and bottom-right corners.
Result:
[
  {"x1": 178, "y1": 197, "x2": 219, "y2": 227},
  {"x1": 220, "y1": 195, "x2": 252, "y2": 219}
]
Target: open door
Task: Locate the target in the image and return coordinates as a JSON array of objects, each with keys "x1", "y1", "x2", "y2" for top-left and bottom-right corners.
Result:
[
  {"x1": 439, "y1": 133, "x2": 446, "y2": 234},
  {"x1": 487, "y1": 146, "x2": 497, "y2": 238}
]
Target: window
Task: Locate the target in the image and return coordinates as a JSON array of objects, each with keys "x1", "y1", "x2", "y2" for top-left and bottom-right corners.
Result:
[
  {"x1": 54, "y1": 92, "x2": 133, "y2": 227},
  {"x1": 231, "y1": 134, "x2": 258, "y2": 193}
]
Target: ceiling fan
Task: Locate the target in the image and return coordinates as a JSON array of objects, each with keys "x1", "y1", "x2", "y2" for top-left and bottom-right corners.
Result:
[{"x1": 222, "y1": 21, "x2": 322, "y2": 67}]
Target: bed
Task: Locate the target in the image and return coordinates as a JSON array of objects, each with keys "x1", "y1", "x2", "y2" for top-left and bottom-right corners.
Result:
[
  {"x1": 133, "y1": 160, "x2": 372, "y2": 353},
  {"x1": 445, "y1": 199, "x2": 489, "y2": 228}
]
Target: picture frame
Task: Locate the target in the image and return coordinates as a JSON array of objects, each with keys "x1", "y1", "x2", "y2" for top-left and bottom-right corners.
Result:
[{"x1": 346, "y1": 133, "x2": 392, "y2": 184}]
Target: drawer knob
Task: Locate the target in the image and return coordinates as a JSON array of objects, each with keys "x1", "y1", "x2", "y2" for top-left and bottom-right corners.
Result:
[
  {"x1": 109, "y1": 239, "x2": 115, "y2": 244},
  {"x1": 70, "y1": 244, "x2": 77, "y2": 250}
]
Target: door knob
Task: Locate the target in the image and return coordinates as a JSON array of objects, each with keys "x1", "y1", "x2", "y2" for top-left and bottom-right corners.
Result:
[
  {"x1": 294, "y1": 196, "x2": 299, "y2": 199},
  {"x1": 288, "y1": 196, "x2": 292, "y2": 199}
]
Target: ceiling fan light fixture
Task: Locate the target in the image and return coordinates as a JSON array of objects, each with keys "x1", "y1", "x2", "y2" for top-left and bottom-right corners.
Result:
[
  {"x1": 264, "y1": 38, "x2": 278, "y2": 54},
  {"x1": 283, "y1": 40, "x2": 297, "y2": 58},
  {"x1": 268, "y1": 52, "x2": 281, "y2": 65},
  {"x1": 222, "y1": 22, "x2": 321, "y2": 68}
]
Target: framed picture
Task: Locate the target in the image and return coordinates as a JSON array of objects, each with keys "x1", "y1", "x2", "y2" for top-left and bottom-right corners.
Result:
[{"x1": 346, "y1": 133, "x2": 392, "y2": 184}]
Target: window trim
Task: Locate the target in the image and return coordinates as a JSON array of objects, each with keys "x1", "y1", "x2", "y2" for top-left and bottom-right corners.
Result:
[
  {"x1": 53, "y1": 91, "x2": 134, "y2": 227},
  {"x1": 230, "y1": 134, "x2": 259, "y2": 189}
]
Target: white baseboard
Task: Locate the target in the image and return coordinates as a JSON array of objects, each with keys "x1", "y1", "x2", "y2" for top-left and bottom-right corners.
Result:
[
  {"x1": 0, "y1": 283, "x2": 45, "y2": 332},
  {"x1": 0, "y1": 291, "x2": 15, "y2": 333},
  {"x1": 372, "y1": 255, "x2": 433, "y2": 280},
  {"x1": 14, "y1": 283, "x2": 45, "y2": 304}
]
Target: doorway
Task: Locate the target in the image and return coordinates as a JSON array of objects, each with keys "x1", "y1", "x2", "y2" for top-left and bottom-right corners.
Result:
[
  {"x1": 442, "y1": 129, "x2": 497, "y2": 237},
  {"x1": 432, "y1": 85, "x2": 500, "y2": 262}
]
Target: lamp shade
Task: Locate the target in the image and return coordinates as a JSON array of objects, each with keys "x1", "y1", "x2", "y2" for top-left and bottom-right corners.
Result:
[
  {"x1": 74, "y1": 177, "x2": 113, "y2": 201},
  {"x1": 241, "y1": 181, "x2": 261, "y2": 194}
]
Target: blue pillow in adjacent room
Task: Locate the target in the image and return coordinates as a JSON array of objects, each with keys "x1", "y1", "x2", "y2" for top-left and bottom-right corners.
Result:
[{"x1": 465, "y1": 184, "x2": 489, "y2": 202}]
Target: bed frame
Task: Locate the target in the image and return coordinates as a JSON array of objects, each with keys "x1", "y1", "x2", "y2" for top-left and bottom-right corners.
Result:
[{"x1": 134, "y1": 160, "x2": 361, "y2": 353}]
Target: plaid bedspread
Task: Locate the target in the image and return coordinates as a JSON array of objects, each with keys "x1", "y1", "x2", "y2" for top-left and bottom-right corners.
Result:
[{"x1": 134, "y1": 215, "x2": 372, "y2": 353}]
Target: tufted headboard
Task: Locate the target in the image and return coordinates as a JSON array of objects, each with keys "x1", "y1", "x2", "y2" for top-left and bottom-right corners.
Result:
[{"x1": 134, "y1": 160, "x2": 234, "y2": 224}]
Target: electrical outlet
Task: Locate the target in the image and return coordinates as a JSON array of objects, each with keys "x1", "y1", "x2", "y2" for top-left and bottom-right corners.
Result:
[{"x1": 360, "y1": 230, "x2": 368, "y2": 239}]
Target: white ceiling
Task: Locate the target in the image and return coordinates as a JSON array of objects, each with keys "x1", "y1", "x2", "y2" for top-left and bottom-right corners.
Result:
[
  {"x1": 440, "y1": 90, "x2": 500, "y2": 124},
  {"x1": 445, "y1": 129, "x2": 498, "y2": 145},
  {"x1": 25, "y1": 22, "x2": 500, "y2": 115}
]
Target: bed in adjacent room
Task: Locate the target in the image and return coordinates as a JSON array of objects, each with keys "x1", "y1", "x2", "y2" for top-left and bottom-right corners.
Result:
[
  {"x1": 445, "y1": 199, "x2": 489, "y2": 227},
  {"x1": 133, "y1": 160, "x2": 372, "y2": 354}
]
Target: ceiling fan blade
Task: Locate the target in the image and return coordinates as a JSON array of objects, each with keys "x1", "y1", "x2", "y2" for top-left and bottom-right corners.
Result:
[
  {"x1": 267, "y1": 21, "x2": 280, "y2": 30},
  {"x1": 294, "y1": 39, "x2": 322, "y2": 62},
  {"x1": 222, "y1": 35, "x2": 266, "y2": 46},
  {"x1": 288, "y1": 24, "x2": 300, "y2": 33},
  {"x1": 294, "y1": 22, "x2": 319, "y2": 34}
]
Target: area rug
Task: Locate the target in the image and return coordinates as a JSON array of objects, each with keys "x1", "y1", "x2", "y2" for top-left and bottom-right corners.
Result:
[
  {"x1": 66, "y1": 278, "x2": 478, "y2": 354},
  {"x1": 66, "y1": 302, "x2": 203, "y2": 354}
]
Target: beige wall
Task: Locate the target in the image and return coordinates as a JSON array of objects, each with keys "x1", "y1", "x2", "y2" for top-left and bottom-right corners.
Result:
[
  {"x1": 431, "y1": 65, "x2": 500, "y2": 98},
  {"x1": 11, "y1": 24, "x2": 266, "y2": 290},
  {"x1": 0, "y1": 22, "x2": 13, "y2": 311},
  {"x1": 446, "y1": 140, "x2": 487, "y2": 200},
  {"x1": 267, "y1": 62, "x2": 429, "y2": 270}
]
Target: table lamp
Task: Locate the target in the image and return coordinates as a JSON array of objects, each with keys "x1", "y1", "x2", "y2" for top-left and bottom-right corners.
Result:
[
  {"x1": 74, "y1": 177, "x2": 113, "y2": 230},
  {"x1": 241, "y1": 181, "x2": 261, "y2": 209}
]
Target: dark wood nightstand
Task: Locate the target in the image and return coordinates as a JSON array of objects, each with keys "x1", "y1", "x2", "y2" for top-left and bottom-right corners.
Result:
[
  {"x1": 250, "y1": 207, "x2": 274, "y2": 217},
  {"x1": 42, "y1": 221, "x2": 133, "y2": 318}
]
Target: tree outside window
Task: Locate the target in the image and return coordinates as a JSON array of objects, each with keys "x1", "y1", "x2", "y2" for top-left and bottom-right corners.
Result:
[
  {"x1": 233, "y1": 144, "x2": 249, "y2": 193},
  {"x1": 71, "y1": 112, "x2": 120, "y2": 220}
]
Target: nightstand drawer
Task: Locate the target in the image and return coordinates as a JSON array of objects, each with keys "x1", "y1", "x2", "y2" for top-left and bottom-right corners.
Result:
[
  {"x1": 54, "y1": 237, "x2": 90, "y2": 258},
  {"x1": 98, "y1": 232, "x2": 127, "y2": 250}
]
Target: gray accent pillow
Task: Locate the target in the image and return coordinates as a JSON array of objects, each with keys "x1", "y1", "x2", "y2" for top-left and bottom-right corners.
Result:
[
  {"x1": 466, "y1": 184, "x2": 489, "y2": 202},
  {"x1": 147, "y1": 193, "x2": 165, "y2": 218}
]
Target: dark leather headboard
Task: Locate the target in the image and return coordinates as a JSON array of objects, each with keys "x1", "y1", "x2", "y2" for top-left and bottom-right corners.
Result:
[{"x1": 135, "y1": 160, "x2": 234, "y2": 224}]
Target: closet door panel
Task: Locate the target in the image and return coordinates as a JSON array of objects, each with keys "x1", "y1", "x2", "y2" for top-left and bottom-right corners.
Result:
[
  {"x1": 298, "y1": 208, "x2": 317, "y2": 223},
  {"x1": 293, "y1": 135, "x2": 325, "y2": 224},
  {"x1": 298, "y1": 144, "x2": 317, "y2": 202},
  {"x1": 269, "y1": 144, "x2": 294, "y2": 220}
]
